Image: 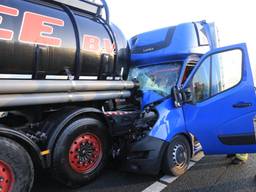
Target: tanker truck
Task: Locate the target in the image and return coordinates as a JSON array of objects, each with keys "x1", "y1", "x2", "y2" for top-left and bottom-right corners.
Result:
[{"x1": 0, "y1": 0, "x2": 138, "y2": 191}]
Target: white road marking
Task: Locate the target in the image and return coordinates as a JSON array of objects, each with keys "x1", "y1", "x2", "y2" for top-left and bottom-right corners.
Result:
[
  {"x1": 188, "y1": 162, "x2": 196, "y2": 169},
  {"x1": 160, "y1": 175, "x2": 179, "y2": 184},
  {"x1": 142, "y1": 152, "x2": 205, "y2": 191},
  {"x1": 159, "y1": 160, "x2": 201, "y2": 184},
  {"x1": 142, "y1": 181, "x2": 167, "y2": 192}
]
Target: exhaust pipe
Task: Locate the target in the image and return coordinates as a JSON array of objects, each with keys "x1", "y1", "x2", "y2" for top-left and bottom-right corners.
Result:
[
  {"x1": 0, "y1": 90, "x2": 131, "y2": 108},
  {"x1": 0, "y1": 80, "x2": 137, "y2": 94}
]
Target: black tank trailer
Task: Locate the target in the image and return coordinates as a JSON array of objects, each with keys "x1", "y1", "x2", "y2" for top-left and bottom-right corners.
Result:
[
  {"x1": 0, "y1": 1, "x2": 148, "y2": 192},
  {"x1": 0, "y1": 0, "x2": 130, "y2": 80},
  {"x1": 0, "y1": 0, "x2": 137, "y2": 108}
]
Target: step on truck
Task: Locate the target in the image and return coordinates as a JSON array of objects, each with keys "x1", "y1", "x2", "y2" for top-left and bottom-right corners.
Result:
[{"x1": 1, "y1": 0, "x2": 256, "y2": 192}]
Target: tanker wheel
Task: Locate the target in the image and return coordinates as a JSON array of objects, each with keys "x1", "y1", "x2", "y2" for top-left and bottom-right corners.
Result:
[
  {"x1": 0, "y1": 137, "x2": 34, "y2": 192},
  {"x1": 163, "y1": 135, "x2": 191, "y2": 176},
  {"x1": 52, "y1": 118, "x2": 109, "y2": 188}
]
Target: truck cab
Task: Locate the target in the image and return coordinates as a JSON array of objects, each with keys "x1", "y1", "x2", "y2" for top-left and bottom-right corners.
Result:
[
  {"x1": 129, "y1": 21, "x2": 216, "y2": 108},
  {"x1": 125, "y1": 21, "x2": 256, "y2": 176}
]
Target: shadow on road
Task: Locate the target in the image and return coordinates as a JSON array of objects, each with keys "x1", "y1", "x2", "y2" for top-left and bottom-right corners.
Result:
[{"x1": 32, "y1": 163, "x2": 158, "y2": 192}]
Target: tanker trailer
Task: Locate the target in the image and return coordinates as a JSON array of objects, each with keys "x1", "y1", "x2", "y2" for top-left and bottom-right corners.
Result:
[{"x1": 0, "y1": 0, "x2": 139, "y2": 191}]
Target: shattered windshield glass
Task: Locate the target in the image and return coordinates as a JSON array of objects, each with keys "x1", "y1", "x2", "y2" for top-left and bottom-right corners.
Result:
[{"x1": 129, "y1": 62, "x2": 182, "y2": 96}]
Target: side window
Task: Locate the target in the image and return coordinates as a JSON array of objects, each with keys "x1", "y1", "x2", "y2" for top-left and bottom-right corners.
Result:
[
  {"x1": 191, "y1": 49, "x2": 242, "y2": 103},
  {"x1": 182, "y1": 63, "x2": 196, "y2": 84},
  {"x1": 191, "y1": 57, "x2": 211, "y2": 102},
  {"x1": 211, "y1": 50, "x2": 242, "y2": 96},
  {"x1": 195, "y1": 23, "x2": 209, "y2": 46}
]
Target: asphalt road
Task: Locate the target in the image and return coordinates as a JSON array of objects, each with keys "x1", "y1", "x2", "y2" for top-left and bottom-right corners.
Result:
[{"x1": 32, "y1": 154, "x2": 256, "y2": 192}]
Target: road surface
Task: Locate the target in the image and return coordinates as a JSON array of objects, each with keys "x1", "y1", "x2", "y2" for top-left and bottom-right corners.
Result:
[{"x1": 32, "y1": 154, "x2": 256, "y2": 192}]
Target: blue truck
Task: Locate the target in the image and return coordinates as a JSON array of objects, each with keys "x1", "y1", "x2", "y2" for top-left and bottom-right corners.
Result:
[
  {"x1": 0, "y1": 0, "x2": 256, "y2": 192},
  {"x1": 127, "y1": 20, "x2": 256, "y2": 176}
]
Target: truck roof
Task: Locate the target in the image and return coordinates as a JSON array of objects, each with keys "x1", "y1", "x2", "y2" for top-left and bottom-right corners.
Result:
[{"x1": 130, "y1": 21, "x2": 213, "y2": 66}]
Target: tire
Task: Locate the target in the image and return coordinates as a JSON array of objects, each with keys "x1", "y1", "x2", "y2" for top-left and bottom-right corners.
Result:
[
  {"x1": 51, "y1": 118, "x2": 109, "y2": 188},
  {"x1": 0, "y1": 137, "x2": 34, "y2": 192},
  {"x1": 163, "y1": 135, "x2": 191, "y2": 176}
]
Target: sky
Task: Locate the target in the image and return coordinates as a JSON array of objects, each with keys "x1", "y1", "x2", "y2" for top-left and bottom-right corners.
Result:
[{"x1": 106, "y1": 0, "x2": 256, "y2": 78}]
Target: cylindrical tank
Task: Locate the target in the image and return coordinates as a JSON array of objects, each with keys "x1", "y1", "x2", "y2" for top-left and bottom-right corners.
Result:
[{"x1": 0, "y1": 0, "x2": 129, "y2": 80}]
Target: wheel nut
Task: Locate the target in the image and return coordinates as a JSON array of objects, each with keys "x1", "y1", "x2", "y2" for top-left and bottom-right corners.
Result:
[{"x1": 0, "y1": 177, "x2": 3, "y2": 182}]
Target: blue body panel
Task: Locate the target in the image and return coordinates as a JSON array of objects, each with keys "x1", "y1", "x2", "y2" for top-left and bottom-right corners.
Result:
[
  {"x1": 141, "y1": 90, "x2": 163, "y2": 109},
  {"x1": 149, "y1": 99, "x2": 187, "y2": 142},
  {"x1": 130, "y1": 22, "x2": 210, "y2": 67},
  {"x1": 182, "y1": 43, "x2": 256, "y2": 154}
]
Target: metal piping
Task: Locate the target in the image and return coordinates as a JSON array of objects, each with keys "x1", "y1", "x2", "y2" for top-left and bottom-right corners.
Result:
[
  {"x1": 0, "y1": 80, "x2": 137, "y2": 94},
  {"x1": 101, "y1": 0, "x2": 110, "y2": 24},
  {"x1": 0, "y1": 91, "x2": 131, "y2": 108}
]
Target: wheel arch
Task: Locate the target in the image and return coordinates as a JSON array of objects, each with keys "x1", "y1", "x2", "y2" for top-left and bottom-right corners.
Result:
[
  {"x1": 45, "y1": 107, "x2": 110, "y2": 168},
  {"x1": 180, "y1": 132, "x2": 194, "y2": 157},
  {"x1": 0, "y1": 127, "x2": 44, "y2": 169}
]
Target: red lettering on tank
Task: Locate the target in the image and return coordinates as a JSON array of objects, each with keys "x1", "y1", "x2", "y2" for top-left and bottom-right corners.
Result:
[
  {"x1": 0, "y1": 5, "x2": 19, "y2": 40},
  {"x1": 103, "y1": 39, "x2": 115, "y2": 54},
  {"x1": 82, "y1": 35, "x2": 101, "y2": 52},
  {"x1": 19, "y1": 12, "x2": 64, "y2": 47}
]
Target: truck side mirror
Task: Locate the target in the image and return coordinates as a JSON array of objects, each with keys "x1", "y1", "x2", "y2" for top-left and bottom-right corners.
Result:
[
  {"x1": 182, "y1": 87, "x2": 193, "y2": 103},
  {"x1": 172, "y1": 86, "x2": 183, "y2": 107},
  {"x1": 172, "y1": 86, "x2": 193, "y2": 107}
]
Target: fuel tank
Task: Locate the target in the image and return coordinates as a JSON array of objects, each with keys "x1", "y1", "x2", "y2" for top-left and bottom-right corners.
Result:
[{"x1": 0, "y1": 0, "x2": 129, "y2": 80}]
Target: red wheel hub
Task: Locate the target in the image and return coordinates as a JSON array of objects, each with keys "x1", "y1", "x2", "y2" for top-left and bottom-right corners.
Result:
[
  {"x1": 0, "y1": 161, "x2": 14, "y2": 192},
  {"x1": 69, "y1": 133, "x2": 102, "y2": 174}
]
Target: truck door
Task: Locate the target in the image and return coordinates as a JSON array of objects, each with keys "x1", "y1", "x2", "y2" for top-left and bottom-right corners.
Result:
[{"x1": 182, "y1": 43, "x2": 256, "y2": 154}]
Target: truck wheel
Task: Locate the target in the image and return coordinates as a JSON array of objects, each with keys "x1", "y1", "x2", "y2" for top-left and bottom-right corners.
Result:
[
  {"x1": 0, "y1": 137, "x2": 34, "y2": 192},
  {"x1": 52, "y1": 118, "x2": 109, "y2": 188},
  {"x1": 163, "y1": 135, "x2": 191, "y2": 176}
]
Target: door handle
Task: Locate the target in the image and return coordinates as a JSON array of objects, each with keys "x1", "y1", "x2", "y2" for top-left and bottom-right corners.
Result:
[{"x1": 232, "y1": 102, "x2": 252, "y2": 108}]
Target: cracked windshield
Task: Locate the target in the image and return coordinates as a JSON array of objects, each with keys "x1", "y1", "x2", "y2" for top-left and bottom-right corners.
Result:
[{"x1": 129, "y1": 62, "x2": 182, "y2": 96}]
